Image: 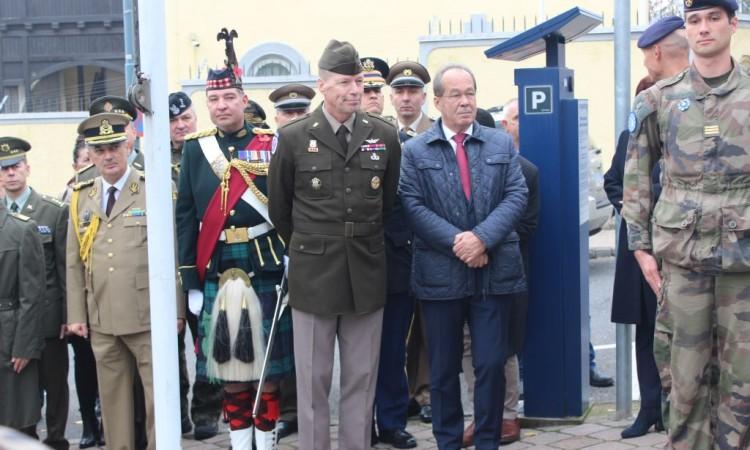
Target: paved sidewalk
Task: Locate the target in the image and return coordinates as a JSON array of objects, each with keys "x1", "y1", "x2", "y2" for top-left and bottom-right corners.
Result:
[{"x1": 170, "y1": 403, "x2": 666, "y2": 450}]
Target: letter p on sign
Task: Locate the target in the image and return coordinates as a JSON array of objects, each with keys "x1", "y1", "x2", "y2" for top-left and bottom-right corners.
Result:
[{"x1": 524, "y1": 85, "x2": 553, "y2": 115}]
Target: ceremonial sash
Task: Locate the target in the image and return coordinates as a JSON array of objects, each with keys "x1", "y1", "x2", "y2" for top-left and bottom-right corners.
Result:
[
  {"x1": 196, "y1": 166, "x2": 253, "y2": 282},
  {"x1": 195, "y1": 135, "x2": 273, "y2": 282}
]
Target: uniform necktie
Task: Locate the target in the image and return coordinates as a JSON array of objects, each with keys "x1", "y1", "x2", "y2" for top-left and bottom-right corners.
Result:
[
  {"x1": 453, "y1": 133, "x2": 471, "y2": 200},
  {"x1": 336, "y1": 126, "x2": 349, "y2": 152},
  {"x1": 9, "y1": 202, "x2": 18, "y2": 213},
  {"x1": 105, "y1": 186, "x2": 117, "y2": 217}
]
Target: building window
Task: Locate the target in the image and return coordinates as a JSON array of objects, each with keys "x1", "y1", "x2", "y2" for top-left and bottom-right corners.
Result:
[
  {"x1": 649, "y1": 0, "x2": 682, "y2": 19},
  {"x1": 239, "y1": 42, "x2": 310, "y2": 78},
  {"x1": 252, "y1": 56, "x2": 294, "y2": 77}
]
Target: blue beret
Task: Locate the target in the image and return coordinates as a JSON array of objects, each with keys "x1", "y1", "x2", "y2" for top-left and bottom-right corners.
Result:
[
  {"x1": 684, "y1": 0, "x2": 738, "y2": 13},
  {"x1": 638, "y1": 16, "x2": 684, "y2": 49}
]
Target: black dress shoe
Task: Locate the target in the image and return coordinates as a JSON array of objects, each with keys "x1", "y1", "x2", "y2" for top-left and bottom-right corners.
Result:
[
  {"x1": 78, "y1": 434, "x2": 96, "y2": 450},
  {"x1": 589, "y1": 369, "x2": 614, "y2": 387},
  {"x1": 277, "y1": 419, "x2": 298, "y2": 441},
  {"x1": 419, "y1": 405, "x2": 432, "y2": 423},
  {"x1": 378, "y1": 429, "x2": 417, "y2": 449},
  {"x1": 193, "y1": 421, "x2": 219, "y2": 440},
  {"x1": 621, "y1": 408, "x2": 663, "y2": 439}
]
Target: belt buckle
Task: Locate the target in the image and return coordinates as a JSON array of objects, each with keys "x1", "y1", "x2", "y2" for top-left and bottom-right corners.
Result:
[
  {"x1": 344, "y1": 222, "x2": 354, "y2": 238},
  {"x1": 225, "y1": 226, "x2": 249, "y2": 244}
]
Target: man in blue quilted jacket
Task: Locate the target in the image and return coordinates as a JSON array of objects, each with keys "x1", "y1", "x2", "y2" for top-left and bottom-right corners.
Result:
[{"x1": 399, "y1": 64, "x2": 527, "y2": 450}]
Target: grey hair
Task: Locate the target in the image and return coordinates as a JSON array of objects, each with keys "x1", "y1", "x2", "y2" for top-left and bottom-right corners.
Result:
[{"x1": 433, "y1": 64, "x2": 477, "y2": 97}]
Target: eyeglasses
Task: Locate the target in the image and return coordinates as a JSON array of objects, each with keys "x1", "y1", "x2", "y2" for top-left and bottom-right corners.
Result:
[{"x1": 438, "y1": 91, "x2": 476, "y2": 101}]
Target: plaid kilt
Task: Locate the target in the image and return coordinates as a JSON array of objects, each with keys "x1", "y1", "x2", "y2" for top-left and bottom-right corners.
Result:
[{"x1": 195, "y1": 238, "x2": 294, "y2": 383}]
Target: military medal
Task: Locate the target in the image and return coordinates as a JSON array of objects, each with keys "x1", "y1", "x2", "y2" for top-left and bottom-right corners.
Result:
[
  {"x1": 677, "y1": 99, "x2": 690, "y2": 112},
  {"x1": 371, "y1": 176, "x2": 381, "y2": 190},
  {"x1": 311, "y1": 177, "x2": 322, "y2": 190}
]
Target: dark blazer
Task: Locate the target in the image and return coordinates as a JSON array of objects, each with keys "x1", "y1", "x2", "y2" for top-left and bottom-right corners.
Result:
[
  {"x1": 269, "y1": 105, "x2": 401, "y2": 315},
  {"x1": 399, "y1": 120, "x2": 528, "y2": 300},
  {"x1": 604, "y1": 130, "x2": 660, "y2": 324},
  {"x1": 22, "y1": 189, "x2": 68, "y2": 338}
]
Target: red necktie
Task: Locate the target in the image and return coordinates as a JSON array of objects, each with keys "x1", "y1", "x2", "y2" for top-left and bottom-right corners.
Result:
[{"x1": 453, "y1": 133, "x2": 471, "y2": 200}]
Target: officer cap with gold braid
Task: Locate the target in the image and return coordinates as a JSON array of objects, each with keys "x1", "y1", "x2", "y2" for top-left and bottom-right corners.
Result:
[
  {"x1": 77, "y1": 113, "x2": 131, "y2": 146},
  {"x1": 684, "y1": 0, "x2": 738, "y2": 13},
  {"x1": 386, "y1": 61, "x2": 431, "y2": 88},
  {"x1": 360, "y1": 57, "x2": 389, "y2": 90},
  {"x1": 89, "y1": 95, "x2": 138, "y2": 121},
  {"x1": 319, "y1": 39, "x2": 363, "y2": 75},
  {"x1": 0, "y1": 137, "x2": 31, "y2": 167}
]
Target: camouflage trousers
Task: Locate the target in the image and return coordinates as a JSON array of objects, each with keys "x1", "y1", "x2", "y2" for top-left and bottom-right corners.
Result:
[{"x1": 657, "y1": 261, "x2": 750, "y2": 449}]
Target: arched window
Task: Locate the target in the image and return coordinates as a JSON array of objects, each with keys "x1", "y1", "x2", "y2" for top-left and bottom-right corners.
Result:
[{"x1": 240, "y1": 43, "x2": 310, "y2": 78}]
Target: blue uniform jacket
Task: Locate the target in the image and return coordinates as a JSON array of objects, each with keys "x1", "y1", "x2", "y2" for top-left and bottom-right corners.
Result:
[{"x1": 399, "y1": 119, "x2": 528, "y2": 300}]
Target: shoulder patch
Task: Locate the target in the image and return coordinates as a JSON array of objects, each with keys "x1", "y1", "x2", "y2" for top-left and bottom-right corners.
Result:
[
  {"x1": 629, "y1": 90, "x2": 658, "y2": 135},
  {"x1": 41, "y1": 194, "x2": 66, "y2": 208},
  {"x1": 185, "y1": 128, "x2": 218, "y2": 140},
  {"x1": 73, "y1": 179, "x2": 96, "y2": 191},
  {"x1": 253, "y1": 127, "x2": 275, "y2": 135},
  {"x1": 11, "y1": 212, "x2": 31, "y2": 222},
  {"x1": 279, "y1": 113, "x2": 311, "y2": 130}
]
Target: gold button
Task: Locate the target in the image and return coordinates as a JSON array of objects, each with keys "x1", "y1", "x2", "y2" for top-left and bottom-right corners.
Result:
[
  {"x1": 108, "y1": 267, "x2": 114, "y2": 272},
  {"x1": 230, "y1": 209, "x2": 236, "y2": 216},
  {"x1": 107, "y1": 238, "x2": 113, "y2": 243},
  {"x1": 107, "y1": 252, "x2": 113, "y2": 258}
]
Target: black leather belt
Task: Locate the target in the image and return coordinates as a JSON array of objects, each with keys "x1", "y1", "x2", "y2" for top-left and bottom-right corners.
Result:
[{"x1": 295, "y1": 221, "x2": 382, "y2": 238}]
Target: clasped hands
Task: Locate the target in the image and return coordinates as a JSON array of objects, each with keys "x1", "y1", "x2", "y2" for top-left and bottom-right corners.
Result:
[{"x1": 453, "y1": 231, "x2": 488, "y2": 268}]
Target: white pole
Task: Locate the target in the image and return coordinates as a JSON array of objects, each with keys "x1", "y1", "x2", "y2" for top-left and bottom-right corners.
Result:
[{"x1": 137, "y1": 0, "x2": 181, "y2": 447}]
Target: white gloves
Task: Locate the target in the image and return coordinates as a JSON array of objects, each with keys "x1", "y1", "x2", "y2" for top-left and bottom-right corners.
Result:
[{"x1": 188, "y1": 289, "x2": 204, "y2": 316}]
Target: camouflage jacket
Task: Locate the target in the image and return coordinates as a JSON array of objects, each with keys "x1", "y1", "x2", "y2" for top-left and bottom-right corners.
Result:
[{"x1": 623, "y1": 60, "x2": 750, "y2": 273}]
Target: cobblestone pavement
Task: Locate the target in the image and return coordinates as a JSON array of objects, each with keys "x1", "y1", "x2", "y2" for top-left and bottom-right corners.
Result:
[{"x1": 165, "y1": 403, "x2": 666, "y2": 449}]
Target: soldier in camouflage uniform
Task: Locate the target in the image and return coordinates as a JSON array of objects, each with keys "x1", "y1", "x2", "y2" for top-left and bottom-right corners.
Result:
[{"x1": 623, "y1": 1, "x2": 750, "y2": 448}]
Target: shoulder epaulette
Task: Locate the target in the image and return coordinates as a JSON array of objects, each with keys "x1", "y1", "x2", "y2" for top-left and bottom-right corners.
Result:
[
  {"x1": 253, "y1": 127, "x2": 275, "y2": 135},
  {"x1": 41, "y1": 194, "x2": 66, "y2": 208},
  {"x1": 76, "y1": 163, "x2": 95, "y2": 175},
  {"x1": 279, "y1": 113, "x2": 311, "y2": 130},
  {"x1": 10, "y1": 212, "x2": 31, "y2": 222},
  {"x1": 185, "y1": 128, "x2": 218, "y2": 140},
  {"x1": 366, "y1": 112, "x2": 397, "y2": 128},
  {"x1": 72, "y1": 179, "x2": 96, "y2": 191},
  {"x1": 656, "y1": 69, "x2": 687, "y2": 90}
]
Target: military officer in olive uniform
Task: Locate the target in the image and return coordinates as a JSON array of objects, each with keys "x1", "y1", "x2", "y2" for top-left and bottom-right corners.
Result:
[
  {"x1": 623, "y1": 1, "x2": 750, "y2": 447},
  {"x1": 267, "y1": 82, "x2": 317, "y2": 442},
  {"x1": 1, "y1": 138, "x2": 70, "y2": 449},
  {"x1": 67, "y1": 112, "x2": 184, "y2": 450},
  {"x1": 168, "y1": 91, "x2": 225, "y2": 440},
  {"x1": 76, "y1": 96, "x2": 145, "y2": 183},
  {"x1": 176, "y1": 29, "x2": 293, "y2": 450},
  {"x1": 0, "y1": 143, "x2": 45, "y2": 435},
  {"x1": 268, "y1": 39, "x2": 401, "y2": 450}
]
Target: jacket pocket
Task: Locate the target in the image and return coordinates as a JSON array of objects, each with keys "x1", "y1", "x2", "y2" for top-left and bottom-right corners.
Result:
[
  {"x1": 360, "y1": 152, "x2": 387, "y2": 198},
  {"x1": 413, "y1": 245, "x2": 451, "y2": 288},
  {"x1": 721, "y1": 205, "x2": 750, "y2": 272},
  {"x1": 488, "y1": 236, "x2": 524, "y2": 292},
  {"x1": 290, "y1": 234, "x2": 326, "y2": 255},
  {"x1": 135, "y1": 271, "x2": 150, "y2": 325},
  {"x1": 297, "y1": 153, "x2": 333, "y2": 200},
  {"x1": 123, "y1": 215, "x2": 148, "y2": 247},
  {"x1": 651, "y1": 203, "x2": 701, "y2": 268}
]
